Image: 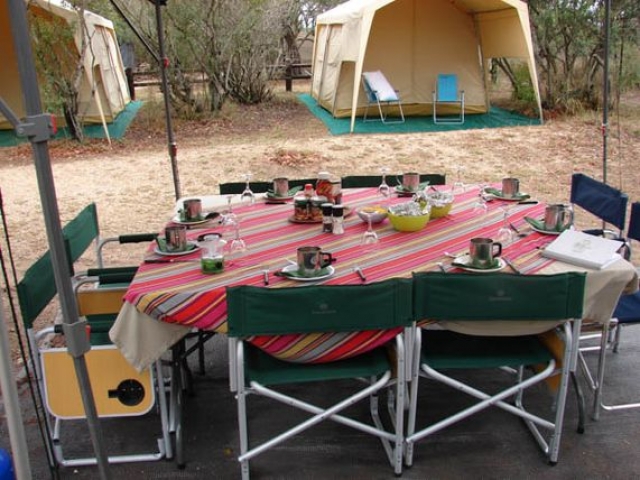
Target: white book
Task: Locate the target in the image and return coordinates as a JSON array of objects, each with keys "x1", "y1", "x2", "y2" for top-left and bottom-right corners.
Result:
[{"x1": 542, "y1": 229, "x2": 623, "y2": 270}]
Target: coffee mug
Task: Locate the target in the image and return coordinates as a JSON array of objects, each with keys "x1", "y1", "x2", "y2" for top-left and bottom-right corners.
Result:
[
  {"x1": 182, "y1": 199, "x2": 202, "y2": 221},
  {"x1": 398, "y1": 172, "x2": 420, "y2": 192},
  {"x1": 501, "y1": 177, "x2": 520, "y2": 198},
  {"x1": 165, "y1": 225, "x2": 187, "y2": 252},
  {"x1": 469, "y1": 237, "x2": 502, "y2": 269},
  {"x1": 297, "y1": 246, "x2": 334, "y2": 277},
  {"x1": 544, "y1": 204, "x2": 574, "y2": 232},
  {"x1": 273, "y1": 177, "x2": 289, "y2": 197}
]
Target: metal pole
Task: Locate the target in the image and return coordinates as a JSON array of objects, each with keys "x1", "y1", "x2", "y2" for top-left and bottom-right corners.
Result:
[
  {"x1": 5, "y1": 0, "x2": 111, "y2": 478},
  {"x1": 0, "y1": 295, "x2": 31, "y2": 479},
  {"x1": 602, "y1": 0, "x2": 611, "y2": 185},
  {"x1": 154, "y1": 0, "x2": 181, "y2": 200}
]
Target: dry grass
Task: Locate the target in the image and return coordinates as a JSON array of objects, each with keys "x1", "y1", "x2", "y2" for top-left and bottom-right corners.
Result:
[{"x1": 1, "y1": 80, "x2": 640, "y2": 362}]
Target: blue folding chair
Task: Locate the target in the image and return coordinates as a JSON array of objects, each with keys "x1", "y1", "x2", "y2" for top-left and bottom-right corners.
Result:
[
  {"x1": 588, "y1": 202, "x2": 640, "y2": 419},
  {"x1": 570, "y1": 173, "x2": 628, "y2": 243},
  {"x1": 432, "y1": 73, "x2": 465, "y2": 124},
  {"x1": 361, "y1": 71, "x2": 405, "y2": 124}
]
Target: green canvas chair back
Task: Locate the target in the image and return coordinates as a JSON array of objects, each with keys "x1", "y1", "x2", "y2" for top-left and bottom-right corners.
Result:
[
  {"x1": 17, "y1": 242, "x2": 73, "y2": 329},
  {"x1": 227, "y1": 278, "x2": 413, "y2": 337},
  {"x1": 413, "y1": 272, "x2": 585, "y2": 322},
  {"x1": 62, "y1": 202, "x2": 99, "y2": 266},
  {"x1": 342, "y1": 173, "x2": 445, "y2": 188},
  {"x1": 220, "y1": 178, "x2": 317, "y2": 195}
]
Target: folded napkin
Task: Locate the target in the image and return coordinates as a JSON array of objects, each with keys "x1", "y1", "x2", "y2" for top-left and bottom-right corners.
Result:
[
  {"x1": 524, "y1": 216, "x2": 568, "y2": 233},
  {"x1": 155, "y1": 238, "x2": 197, "y2": 253},
  {"x1": 275, "y1": 266, "x2": 331, "y2": 279},
  {"x1": 484, "y1": 187, "x2": 530, "y2": 201},
  {"x1": 452, "y1": 255, "x2": 500, "y2": 270},
  {"x1": 267, "y1": 185, "x2": 303, "y2": 198}
]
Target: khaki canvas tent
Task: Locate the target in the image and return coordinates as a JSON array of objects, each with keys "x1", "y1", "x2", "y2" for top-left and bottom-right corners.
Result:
[
  {"x1": 311, "y1": 0, "x2": 542, "y2": 132},
  {"x1": 0, "y1": 0, "x2": 130, "y2": 131}
]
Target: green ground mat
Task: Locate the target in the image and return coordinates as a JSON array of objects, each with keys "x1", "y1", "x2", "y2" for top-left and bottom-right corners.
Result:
[
  {"x1": 297, "y1": 94, "x2": 541, "y2": 135},
  {"x1": 0, "y1": 100, "x2": 143, "y2": 147}
]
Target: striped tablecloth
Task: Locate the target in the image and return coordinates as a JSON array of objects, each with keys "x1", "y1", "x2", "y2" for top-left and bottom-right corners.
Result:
[{"x1": 120, "y1": 186, "x2": 557, "y2": 363}]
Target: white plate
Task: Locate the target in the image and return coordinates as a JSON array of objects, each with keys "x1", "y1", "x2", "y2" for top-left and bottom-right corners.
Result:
[
  {"x1": 452, "y1": 254, "x2": 506, "y2": 273},
  {"x1": 280, "y1": 264, "x2": 335, "y2": 282},
  {"x1": 154, "y1": 241, "x2": 200, "y2": 257},
  {"x1": 172, "y1": 215, "x2": 210, "y2": 225}
]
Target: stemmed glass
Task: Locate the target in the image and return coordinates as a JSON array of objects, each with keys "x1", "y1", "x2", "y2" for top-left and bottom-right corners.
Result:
[
  {"x1": 378, "y1": 167, "x2": 391, "y2": 200},
  {"x1": 241, "y1": 173, "x2": 255, "y2": 205},
  {"x1": 452, "y1": 165, "x2": 466, "y2": 195},
  {"x1": 227, "y1": 223, "x2": 248, "y2": 262},
  {"x1": 471, "y1": 183, "x2": 489, "y2": 217},
  {"x1": 221, "y1": 195, "x2": 238, "y2": 242},
  {"x1": 496, "y1": 203, "x2": 515, "y2": 245},
  {"x1": 360, "y1": 211, "x2": 379, "y2": 251}
]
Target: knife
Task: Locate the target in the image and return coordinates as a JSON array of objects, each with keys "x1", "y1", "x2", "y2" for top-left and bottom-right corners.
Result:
[{"x1": 503, "y1": 257, "x2": 522, "y2": 274}]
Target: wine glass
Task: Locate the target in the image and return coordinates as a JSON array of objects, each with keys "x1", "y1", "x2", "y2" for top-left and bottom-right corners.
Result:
[
  {"x1": 471, "y1": 183, "x2": 489, "y2": 217},
  {"x1": 241, "y1": 173, "x2": 255, "y2": 205},
  {"x1": 378, "y1": 167, "x2": 391, "y2": 200},
  {"x1": 452, "y1": 165, "x2": 466, "y2": 195},
  {"x1": 228, "y1": 224, "x2": 247, "y2": 257},
  {"x1": 496, "y1": 204, "x2": 515, "y2": 245},
  {"x1": 221, "y1": 195, "x2": 238, "y2": 242},
  {"x1": 360, "y1": 210, "x2": 379, "y2": 251}
]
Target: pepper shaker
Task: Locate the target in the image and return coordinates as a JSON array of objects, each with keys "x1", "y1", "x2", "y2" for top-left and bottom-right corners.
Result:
[{"x1": 321, "y1": 203, "x2": 333, "y2": 233}]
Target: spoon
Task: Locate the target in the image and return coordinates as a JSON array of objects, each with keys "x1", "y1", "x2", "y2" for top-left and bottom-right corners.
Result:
[
  {"x1": 509, "y1": 222, "x2": 531, "y2": 238},
  {"x1": 436, "y1": 262, "x2": 448, "y2": 273}
]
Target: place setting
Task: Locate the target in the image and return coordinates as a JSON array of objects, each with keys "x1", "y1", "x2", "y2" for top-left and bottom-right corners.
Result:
[
  {"x1": 394, "y1": 171, "x2": 431, "y2": 197},
  {"x1": 449, "y1": 237, "x2": 507, "y2": 273},
  {"x1": 145, "y1": 225, "x2": 201, "y2": 263},
  {"x1": 482, "y1": 177, "x2": 533, "y2": 203},
  {"x1": 524, "y1": 203, "x2": 574, "y2": 235},
  {"x1": 264, "y1": 177, "x2": 303, "y2": 204},
  {"x1": 172, "y1": 198, "x2": 221, "y2": 226},
  {"x1": 274, "y1": 246, "x2": 336, "y2": 282}
]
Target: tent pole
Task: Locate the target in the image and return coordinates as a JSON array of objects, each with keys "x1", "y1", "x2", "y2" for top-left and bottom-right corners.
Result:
[
  {"x1": 0, "y1": 295, "x2": 31, "y2": 480},
  {"x1": 153, "y1": 0, "x2": 181, "y2": 200},
  {"x1": 602, "y1": 0, "x2": 611, "y2": 185},
  {"x1": 5, "y1": 0, "x2": 111, "y2": 478}
]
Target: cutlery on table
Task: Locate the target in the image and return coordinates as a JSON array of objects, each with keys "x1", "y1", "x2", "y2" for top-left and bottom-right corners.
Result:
[
  {"x1": 354, "y1": 266, "x2": 367, "y2": 282},
  {"x1": 508, "y1": 222, "x2": 531, "y2": 238},
  {"x1": 144, "y1": 258, "x2": 199, "y2": 264},
  {"x1": 436, "y1": 262, "x2": 448, "y2": 273},
  {"x1": 263, "y1": 269, "x2": 270, "y2": 286},
  {"x1": 503, "y1": 257, "x2": 522, "y2": 274}
]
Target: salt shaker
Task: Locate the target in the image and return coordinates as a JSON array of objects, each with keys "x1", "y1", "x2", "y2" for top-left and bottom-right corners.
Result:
[{"x1": 332, "y1": 205, "x2": 344, "y2": 235}]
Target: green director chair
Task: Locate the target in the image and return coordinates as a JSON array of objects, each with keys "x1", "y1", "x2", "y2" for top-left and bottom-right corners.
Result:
[
  {"x1": 406, "y1": 272, "x2": 585, "y2": 466},
  {"x1": 226, "y1": 279, "x2": 413, "y2": 479}
]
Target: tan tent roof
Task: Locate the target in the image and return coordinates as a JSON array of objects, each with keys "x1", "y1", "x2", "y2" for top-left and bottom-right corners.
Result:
[
  {"x1": 311, "y1": 0, "x2": 542, "y2": 132},
  {"x1": 0, "y1": 0, "x2": 130, "y2": 130}
]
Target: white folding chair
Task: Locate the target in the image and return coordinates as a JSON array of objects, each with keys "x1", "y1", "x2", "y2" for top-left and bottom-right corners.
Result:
[{"x1": 361, "y1": 70, "x2": 405, "y2": 124}]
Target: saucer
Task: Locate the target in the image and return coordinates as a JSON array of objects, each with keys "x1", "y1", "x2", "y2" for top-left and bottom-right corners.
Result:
[
  {"x1": 524, "y1": 217, "x2": 565, "y2": 235},
  {"x1": 483, "y1": 188, "x2": 530, "y2": 202},
  {"x1": 452, "y1": 254, "x2": 506, "y2": 273},
  {"x1": 172, "y1": 215, "x2": 209, "y2": 225},
  {"x1": 154, "y1": 241, "x2": 200, "y2": 257},
  {"x1": 395, "y1": 182, "x2": 430, "y2": 197},
  {"x1": 277, "y1": 264, "x2": 335, "y2": 282}
]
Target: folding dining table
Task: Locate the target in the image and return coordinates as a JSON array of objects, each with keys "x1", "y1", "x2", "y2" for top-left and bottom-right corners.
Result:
[{"x1": 109, "y1": 186, "x2": 639, "y2": 372}]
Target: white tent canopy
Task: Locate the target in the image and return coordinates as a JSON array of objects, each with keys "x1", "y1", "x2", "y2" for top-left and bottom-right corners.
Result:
[
  {"x1": 311, "y1": 0, "x2": 542, "y2": 132},
  {"x1": 0, "y1": 0, "x2": 130, "y2": 130}
]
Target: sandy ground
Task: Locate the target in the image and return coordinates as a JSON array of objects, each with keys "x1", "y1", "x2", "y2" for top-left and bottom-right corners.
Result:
[{"x1": 1, "y1": 81, "x2": 639, "y2": 363}]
